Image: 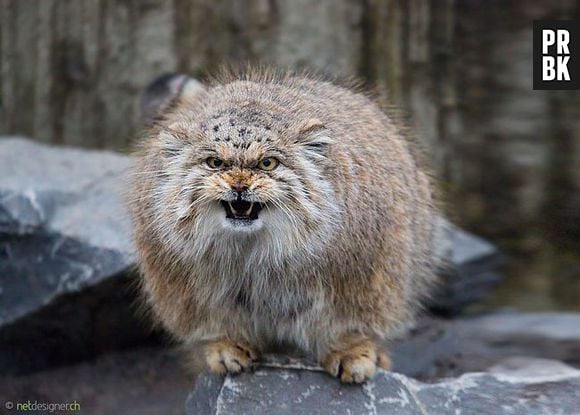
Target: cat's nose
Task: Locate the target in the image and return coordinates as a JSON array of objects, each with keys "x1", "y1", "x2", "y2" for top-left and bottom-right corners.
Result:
[{"x1": 231, "y1": 184, "x2": 248, "y2": 193}]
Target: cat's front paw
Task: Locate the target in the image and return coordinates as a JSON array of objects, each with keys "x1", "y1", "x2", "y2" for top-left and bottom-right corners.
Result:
[
  {"x1": 322, "y1": 340, "x2": 390, "y2": 383},
  {"x1": 204, "y1": 338, "x2": 259, "y2": 375}
]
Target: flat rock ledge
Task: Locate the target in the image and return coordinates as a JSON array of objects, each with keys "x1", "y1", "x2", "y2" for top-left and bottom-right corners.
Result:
[{"x1": 187, "y1": 356, "x2": 580, "y2": 415}]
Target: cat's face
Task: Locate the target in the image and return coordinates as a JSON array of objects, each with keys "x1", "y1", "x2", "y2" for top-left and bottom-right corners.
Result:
[{"x1": 151, "y1": 103, "x2": 339, "y2": 252}]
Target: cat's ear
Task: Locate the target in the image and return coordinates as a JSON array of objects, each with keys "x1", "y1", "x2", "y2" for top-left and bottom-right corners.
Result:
[
  {"x1": 296, "y1": 118, "x2": 332, "y2": 160},
  {"x1": 140, "y1": 73, "x2": 205, "y2": 127}
]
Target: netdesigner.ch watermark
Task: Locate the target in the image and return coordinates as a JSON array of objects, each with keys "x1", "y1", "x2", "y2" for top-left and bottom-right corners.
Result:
[{"x1": 4, "y1": 400, "x2": 81, "y2": 412}]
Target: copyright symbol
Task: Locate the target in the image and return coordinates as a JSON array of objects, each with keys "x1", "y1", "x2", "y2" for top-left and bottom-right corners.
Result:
[{"x1": 5, "y1": 401, "x2": 13, "y2": 410}]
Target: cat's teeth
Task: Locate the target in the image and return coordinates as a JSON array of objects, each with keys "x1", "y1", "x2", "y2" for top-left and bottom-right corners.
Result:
[
  {"x1": 245, "y1": 203, "x2": 254, "y2": 216},
  {"x1": 228, "y1": 201, "x2": 234, "y2": 213}
]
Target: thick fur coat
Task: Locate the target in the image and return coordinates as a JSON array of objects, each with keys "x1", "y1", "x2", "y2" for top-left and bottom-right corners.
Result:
[{"x1": 128, "y1": 70, "x2": 437, "y2": 383}]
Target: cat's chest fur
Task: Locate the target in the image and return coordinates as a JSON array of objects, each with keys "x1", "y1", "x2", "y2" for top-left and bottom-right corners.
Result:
[{"x1": 197, "y1": 237, "x2": 307, "y2": 306}]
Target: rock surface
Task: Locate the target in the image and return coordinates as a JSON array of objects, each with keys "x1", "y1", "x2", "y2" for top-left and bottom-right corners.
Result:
[
  {"x1": 187, "y1": 312, "x2": 580, "y2": 415},
  {"x1": 188, "y1": 358, "x2": 580, "y2": 415},
  {"x1": 392, "y1": 312, "x2": 580, "y2": 380},
  {"x1": 0, "y1": 137, "x2": 151, "y2": 374},
  {"x1": 429, "y1": 220, "x2": 503, "y2": 315},
  {"x1": 0, "y1": 137, "x2": 133, "y2": 326},
  {"x1": 0, "y1": 346, "x2": 194, "y2": 415}
]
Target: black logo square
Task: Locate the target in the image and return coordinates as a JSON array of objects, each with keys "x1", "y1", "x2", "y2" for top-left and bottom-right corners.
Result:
[{"x1": 533, "y1": 20, "x2": 580, "y2": 90}]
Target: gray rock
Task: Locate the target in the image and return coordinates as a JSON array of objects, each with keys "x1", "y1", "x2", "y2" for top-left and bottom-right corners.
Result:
[
  {"x1": 0, "y1": 346, "x2": 194, "y2": 415},
  {"x1": 0, "y1": 137, "x2": 134, "y2": 327},
  {"x1": 187, "y1": 312, "x2": 580, "y2": 414},
  {"x1": 186, "y1": 354, "x2": 580, "y2": 415},
  {"x1": 429, "y1": 219, "x2": 504, "y2": 315},
  {"x1": 0, "y1": 137, "x2": 149, "y2": 374},
  {"x1": 392, "y1": 312, "x2": 580, "y2": 380},
  {"x1": 0, "y1": 137, "x2": 133, "y2": 253}
]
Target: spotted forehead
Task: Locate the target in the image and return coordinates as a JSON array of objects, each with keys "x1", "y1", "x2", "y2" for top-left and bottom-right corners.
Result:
[{"x1": 199, "y1": 107, "x2": 290, "y2": 147}]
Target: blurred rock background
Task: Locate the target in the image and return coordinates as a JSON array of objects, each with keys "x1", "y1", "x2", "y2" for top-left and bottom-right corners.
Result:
[{"x1": 1, "y1": 0, "x2": 579, "y2": 310}]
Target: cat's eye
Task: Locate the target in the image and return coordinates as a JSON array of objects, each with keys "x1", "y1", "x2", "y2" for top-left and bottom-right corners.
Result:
[
  {"x1": 257, "y1": 157, "x2": 279, "y2": 171},
  {"x1": 206, "y1": 157, "x2": 224, "y2": 169}
]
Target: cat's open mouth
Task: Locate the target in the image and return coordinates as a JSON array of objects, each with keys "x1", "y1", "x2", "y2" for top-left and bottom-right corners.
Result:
[{"x1": 220, "y1": 199, "x2": 263, "y2": 221}]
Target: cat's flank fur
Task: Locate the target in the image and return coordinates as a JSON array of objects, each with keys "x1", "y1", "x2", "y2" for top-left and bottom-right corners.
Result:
[{"x1": 128, "y1": 69, "x2": 437, "y2": 383}]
